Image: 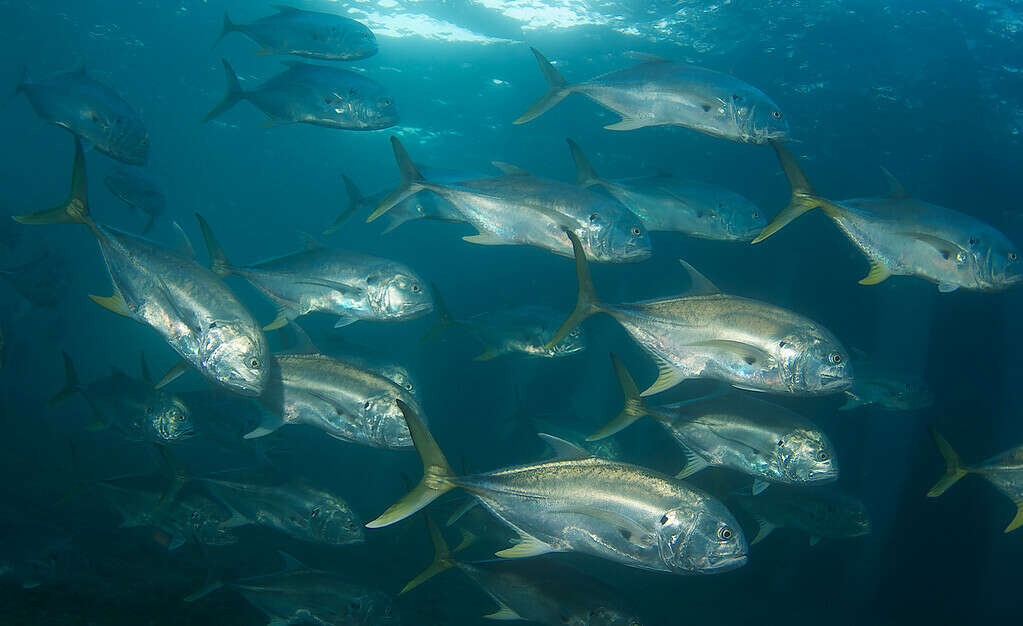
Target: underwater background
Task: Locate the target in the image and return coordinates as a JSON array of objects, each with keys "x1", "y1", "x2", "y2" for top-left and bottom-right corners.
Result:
[{"x1": 2, "y1": 0, "x2": 1023, "y2": 624}]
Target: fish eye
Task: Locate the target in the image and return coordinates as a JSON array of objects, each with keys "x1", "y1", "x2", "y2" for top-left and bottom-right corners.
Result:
[
  {"x1": 1009, "y1": 252, "x2": 1018, "y2": 261},
  {"x1": 717, "y1": 526, "x2": 734, "y2": 541},
  {"x1": 659, "y1": 514, "x2": 669, "y2": 525},
  {"x1": 249, "y1": 357, "x2": 260, "y2": 369},
  {"x1": 411, "y1": 283, "x2": 421, "y2": 292},
  {"x1": 363, "y1": 401, "x2": 372, "y2": 411},
  {"x1": 382, "y1": 98, "x2": 391, "y2": 106},
  {"x1": 311, "y1": 507, "x2": 320, "y2": 518},
  {"x1": 778, "y1": 439, "x2": 784, "y2": 447},
  {"x1": 145, "y1": 407, "x2": 154, "y2": 415},
  {"x1": 771, "y1": 111, "x2": 782, "y2": 119},
  {"x1": 208, "y1": 321, "x2": 218, "y2": 329},
  {"x1": 828, "y1": 352, "x2": 842, "y2": 364},
  {"x1": 405, "y1": 383, "x2": 413, "y2": 391},
  {"x1": 589, "y1": 213, "x2": 598, "y2": 222},
  {"x1": 630, "y1": 226, "x2": 641, "y2": 236},
  {"x1": 817, "y1": 451, "x2": 829, "y2": 462},
  {"x1": 752, "y1": 211, "x2": 759, "y2": 218}
]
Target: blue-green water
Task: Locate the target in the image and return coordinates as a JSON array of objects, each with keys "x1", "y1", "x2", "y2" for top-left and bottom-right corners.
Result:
[{"x1": 2, "y1": 1, "x2": 1022, "y2": 624}]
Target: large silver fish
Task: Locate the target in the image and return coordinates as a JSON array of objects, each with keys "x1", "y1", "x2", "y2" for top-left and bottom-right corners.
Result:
[
  {"x1": 402, "y1": 514, "x2": 645, "y2": 625},
  {"x1": 590, "y1": 354, "x2": 838, "y2": 492},
  {"x1": 14, "y1": 65, "x2": 149, "y2": 164},
  {"x1": 13, "y1": 139, "x2": 269, "y2": 396},
  {"x1": 567, "y1": 139, "x2": 765, "y2": 241},
  {"x1": 368, "y1": 137, "x2": 651, "y2": 263},
  {"x1": 197, "y1": 214, "x2": 432, "y2": 331},
  {"x1": 249, "y1": 352, "x2": 417, "y2": 450},
  {"x1": 103, "y1": 167, "x2": 166, "y2": 235},
  {"x1": 49, "y1": 351, "x2": 195, "y2": 443},
  {"x1": 731, "y1": 486, "x2": 872, "y2": 546},
  {"x1": 204, "y1": 59, "x2": 398, "y2": 130},
  {"x1": 549, "y1": 229, "x2": 853, "y2": 396},
  {"x1": 367, "y1": 401, "x2": 748, "y2": 575},
  {"x1": 754, "y1": 142, "x2": 1023, "y2": 292},
  {"x1": 927, "y1": 429, "x2": 1023, "y2": 533},
  {"x1": 515, "y1": 49, "x2": 789, "y2": 143},
  {"x1": 216, "y1": 5, "x2": 377, "y2": 61}
]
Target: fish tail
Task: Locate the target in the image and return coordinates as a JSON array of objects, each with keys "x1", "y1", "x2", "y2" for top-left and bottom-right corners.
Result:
[
  {"x1": 367, "y1": 137, "x2": 429, "y2": 223},
  {"x1": 195, "y1": 213, "x2": 232, "y2": 278},
  {"x1": 752, "y1": 140, "x2": 840, "y2": 244},
  {"x1": 49, "y1": 351, "x2": 83, "y2": 407},
  {"x1": 566, "y1": 138, "x2": 603, "y2": 187},
  {"x1": 323, "y1": 174, "x2": 364, "y2": 234},
  {"x1": 203, "y1": 59, "x2": 246, "y2": 123},
  {"x1": 183, "y1": 530, "x2": 225, "y2": 602},
  {"x1": 13, "y1": 137, "x2": 92, "y2": 226},
  {"x1": 5, "y1": 64, "x2": 26, "y2": 107},
  {"x1": 545, "y1": 229, "x2": 605, "y2": 351},
  {"x1": 514, "y1": 48, "x2": 573, "y2": 125},
  {"x1": 419, "y1": 283, "x2": 462, "y2": 345},
  {"x1": 926, "y1": 428, "x2": 969, "y2": 497},
  {"x1": 401, "y1": 513, "x2": 455, "y2": 594},
  {"x1": 366, "y1": 400, "x2": 456, "y2": 529},
  {"x1": 587, "y1": 353, "x2": 652, "y2": 440},
  {"x1": 213, "y1": 12, "x2": 236, "y2": 48}
]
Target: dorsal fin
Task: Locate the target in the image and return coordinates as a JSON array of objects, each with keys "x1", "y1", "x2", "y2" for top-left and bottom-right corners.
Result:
[
  {"x1": 880, "y1": 167, "x2": 909, "y2": 199},
  {"x1": 537, "y1": 433, "x2": 591, "y2": 460},
  {"x1": 272, "y1": 4, "x2": 303, "y2": 13},
  {"x1": 170, "y1": 221, "x2": 196, "y2": 260},
  {"x1": 297, "y1": 231, "x2": 325, "y2": 250},
  {"x1": 678, "y1": 259, "x2": 720, "y2": 295},
  {"x1": 491, "y1": 161, "x2": 530, "y2": 176},
  {"x1": 277, "y1": 320, "x2": 320, "y2": 355},
  {"x1": 276, "y1": 551, "x2": 308, "y2": 573}
]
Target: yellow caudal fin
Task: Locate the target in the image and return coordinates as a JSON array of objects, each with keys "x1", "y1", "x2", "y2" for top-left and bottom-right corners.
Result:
[
  {"x1": 401, "y1": 513, "x2": 455, "y2": 594},
  {"x1": 367, "y1": 137, "x2": 429, "y2": 223},
  {"x1": 752, "y1": 140, "x2": 838, "y2": 244},
  {"x1": 366, "y1": 400, "x2": 456, "y2": 528},
  {"x1": 545, "y1": 229, "x2": 605, "y2": 351},
  {"x1": 926, "y1": 428, "x2": 969, "y2": 497},
  {"x1": 514, "y1": 48, "x2": 573, "y2": 125},
  {"x1": 859, "y1": 260, "x2": 891, "y2": 286},
  {"x1": 587, "y1": 353, "x2": 651, "y2": 441},
  {"x1": 1005, "y1": 500, "x2": 1023, "y2": 533},
  {"x1": 14, "y1": 136, "x2": 91, "y2": 226}
]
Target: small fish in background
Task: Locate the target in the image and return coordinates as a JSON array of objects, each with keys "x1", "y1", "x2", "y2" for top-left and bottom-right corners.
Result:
[
  {"x1": 515, "y1": 49, "x2": 789, "y2": 143},
  {"x1": 401, "y1": 513, "x2": 646, "y2": 625},
  {"x1": 754, "y1": 141, "x2": 1023, "y2": 292},
  {"x1": 927, "y1": 429, "x2": 1023, "y2": 533},
  {"x1": 186, "y1": 551, "x2": 401, "y2": 624},
  {"x1": 731, "y1": 486, "x2": 872, "y2": 546},
  {"x1": 216, "y1": 5, "x2": 377, "y2": 61},
  {"x1": 49, "y1": 351, "x2": 195, "y2": 443},
  {"x1": 566, "y1": 138, "x2": 766, "y2": 241},
  {"x1": 13, "y1": 64, "x2": 149, "y2": 165},
  {"x1": 590, "y1": 354, "x2": 839, "y2": 493},
  {"x1": 13, "y1": 138, "x2": 269, "y2": 397},
  {"x1": 367, "y1": 401, "x2": 748, "y2": 575},
  {"x1": 103, "y1": 167, "x2": 166, "y2": 235},
  {"x1": 841, "y1": 351, "x2": 933, "y2": 411},
  {"x1": 204, "y1": 59, "x2": 399, "y2": 130},
  {"x1": 549, "y1": 229, "x2": 853, "y2": 396},
  {"x1": 0, "y1": 520, "x2": 94, "y2": 590},
  {"x1": 368, "y1": 137, "x2": 652, "y2": 264},
  {"x1": 0, "y1": 252, "x2": 70, "y2": 308},
  {"x1": 196, "y1": 214, "x2": 433, "y2": 331}
]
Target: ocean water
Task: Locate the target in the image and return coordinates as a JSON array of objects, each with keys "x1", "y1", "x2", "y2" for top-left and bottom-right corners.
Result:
[{"x1": 2, "y1": 1, "x2": 1023, "y2": 624}]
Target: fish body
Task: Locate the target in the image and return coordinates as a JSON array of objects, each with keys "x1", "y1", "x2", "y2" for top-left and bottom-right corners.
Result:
[
  {"x1": 732, "y1": 486, "x2": 871, "y2": 545},
  {"x1": 255, "y1": 353, "x2": 417, "y2": 449},
  {"x1": 16, "y1": 66, "x2": 148, "y2": 164},
  {"x1": 754, "y1": 142, "x2": 1022, "y2": 292},
  {"x1": 205, "y1": 59, "x2": 398, "y2": 130},
  {"x1": 516, "y1": 50, "x2": 789, "y2": 143},
  {"x1": 103, "y1": 167, "x2": 166, "y2": 234},
  {"x1": 464, "y1": 305, "x2": 587, "y2": 360},
  {"x1": 841, "y1": 357, "x2": 932, "y2": 411},
  {"x1": 218, "y1": 5, "x2": 377, "y2": 61}
]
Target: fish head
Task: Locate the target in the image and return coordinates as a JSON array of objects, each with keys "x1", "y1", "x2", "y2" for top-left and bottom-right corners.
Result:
[
  {"x1": 359, "y1": 393, "x2": 414, "y2": 449},
  {"x1": 656, "y1": 499, "x2": 747, "y2": 574},
  {"x1": 380, "y1": 366, "x2": 417, "y2": 397},
  {"x1": 201, "y1": 322, "x2": 270, "y2": 396},
  {"x1": 79, "y1": 106, "x2": 149, "y2": 165},
  {"x1": 368, "y1": 271, "x2": 433, "y2": 320},
  {"x1": 337, "y1": 591, "x2": 400, "y2": 625},
  {"x1": 582, "y1": 209, "x2": 651, "y2": 263},
  {"x1": 973, "y1": 231, "x2": 1023, "y2": 290},
  {"x1": 779, "y1": 331, "x2": 853, "y2": 394},
  {"x1": 815, "y1": 494, "x2": 872, "y2": 537},
  {"x1": 338, "y1": 22, "x2": 378, "y2": 59},
  {"x1": 778, "y1": 428, "x2": 839, "y2": 484},
  {"x1": 149, "y1": 396, "x2": 196, "y2": 441},
  {"x1": 715, "y1": 194, "x2": 767, "y2": 241},
  {"x1": 879, "y1": 378, "x2": 933, "y2": 411},
  {"x1": 727, "y1": 92, "x2": 789, "y2": 144},
  {"x1": 308, "y1": 498, "x2": 365, "y2": 545},
  {"x1": 563, "y1": 608, "x2": 643, "y2": 626},
  {"x1": 544, "y1": 325, "x2": 586, "y2": 357},
  {"x1": 330, "y1": 83, "x2": 398, "y2": 129}
]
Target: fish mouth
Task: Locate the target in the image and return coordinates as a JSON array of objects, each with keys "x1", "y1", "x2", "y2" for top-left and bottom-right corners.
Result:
[
  {"x1": 819, "y1": 372, "x2": 852, "y2": 392},
  {"x1": 698, "y1": 553, "x2": 748, "y2": 573}
]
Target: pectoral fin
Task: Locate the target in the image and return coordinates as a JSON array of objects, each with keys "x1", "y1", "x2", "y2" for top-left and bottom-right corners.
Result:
[
  {"x1": 604, "y1": 116, "x2": 646, "y2": 131},
  {"x1": 640, "y1": 355, "x2": 685, "y2": 397},
  {"x1": 689, "y1": 340, "x2": 773, "y2": 367},
  {"x1": 263, "y1": 309, "x2": 294, "y2": 331},
  {"x1": 750, "y1": 514, "x2": 778, "y2": 545},
  {"x1": 938, "y1": 282, "x2": 959, "y2": 293},
  {"x1": 495, "y1": 533, "x2": 553, "y2": 559},
  {"x1": 902, "y1": 232, "x2": 965, "y2": 261},
  {"x1": 675, "y1": 447, "x2": 709, "y2": 480},
  {"x1": 484, "y1": 603, "x2": 523, "y2": 621},
  {"x1": 554, "y1": 506, "x2": 650, "y2": 546},
  {"x1": 858, "y1": 261, "x2": 891, "y2": 286}
]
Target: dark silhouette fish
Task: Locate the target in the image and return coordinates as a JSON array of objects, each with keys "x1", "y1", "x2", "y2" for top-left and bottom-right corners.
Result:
[
  {"x1": 0, "y1": 252, "x2": 69, "y2": 308},
  {"x1": 216, "y1": 5, "x2": 377, "y2": 61},
  {"x1": 204, "y1": 59, "x2": 398, "y2": 130},
  {"x1": 14, "y1": 64, "x2": 149, "y2": 165},
  {"x1": 104, "y1": 167, "x2": 166, "y2": 235}
]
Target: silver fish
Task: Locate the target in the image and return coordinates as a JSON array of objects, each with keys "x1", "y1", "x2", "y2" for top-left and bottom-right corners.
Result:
[
  {"x1": 197, "y1": 214, "x2": 432, "y2": 331},
  {"x1": 367, "y1": 401, "x2": 748, "y2": 575},
  {"x1": 754, "y1": 142, "x2": 1023, "y2": 292},
  {"x1": 515, "y1": 49, "x2": 789, "y2": 143},
  {"x1": 50, "y1": 351, "x2": 195, "y2": 443},
  {"x1": 591, "y1": 354, "x2": 838, "y2": 490},
  {"x1": 732, "y1": 486, "x2": 872, "y2": 546},
  {"x1": 103, "y1": 167, "x2": 166, "y2": 235},
  {"x1": 841, "y1": 353, "x2": 932, "y2": 411},
  {"x1": 250, "y1": 352, "x2": 417, "y2": 450},
  {"x1": 402, "y1": 514, "x2": 645, "y2": 625},
  {"x1": 204, "y1": 59, "x2": 398, "y2": 130},
  {"x1": 368, "y1": 137, "x2": 651, "y2": 263},
  {"x1": 549, "y1": 229, "x2": 853, "y2": 396},
  {"x1": 14, "y1": 139, "x2": 270, "y2": 396},
  {"x1": 567, "y1": 139, "x2": 765, "y2": 241},
  {"x1": 216, "y1": 5, "x2": 377, "y2": 61},
  {"x1": 928, "y1": 429, "x2": 1023, "y2": 533},
  {"x1": 14, "y1": 64, "x2": 149, "y2": 164}
]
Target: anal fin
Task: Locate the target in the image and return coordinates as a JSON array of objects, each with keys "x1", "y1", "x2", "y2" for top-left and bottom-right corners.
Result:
[
  {"x1": 604, "y1": 117, "x2": 647, "y2": 131},
  {"x1": 640, "y1": 357, "x2": 685, "y2": 397},
  {"x1": 463, "y1": 232, "x2": 508, "y2": 246},
  {"x1": 484, "y1": 602, "x2": 523, "y2": 621},
  {"x1": 858, "y1": 261, "x2": 891, "y2": 286},
  {"x1": 1005, "y1": 499, "x2": 1023, "y2": 533},
  {"x1": 89, "y1": 292, "x2": 131, "y2": 317},
  {"x1": 675, "y1": 447, "x2": 710, "y2": 480},
  {"x1": 494, "y1": 533, "x2": 553, "y2": 559}
]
